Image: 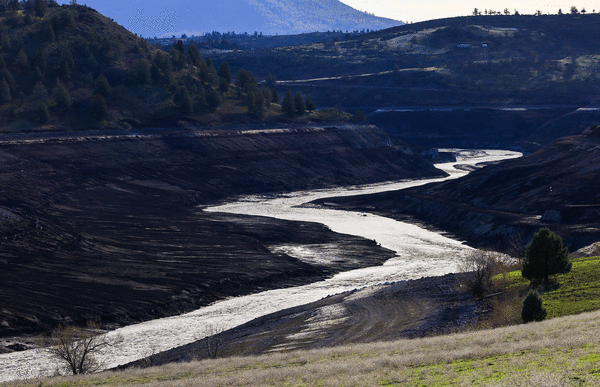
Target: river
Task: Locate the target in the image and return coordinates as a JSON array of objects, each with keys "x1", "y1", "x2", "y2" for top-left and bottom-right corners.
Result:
[{"x1": 0, "y1": 149, "x2": 521, "y2": 382}]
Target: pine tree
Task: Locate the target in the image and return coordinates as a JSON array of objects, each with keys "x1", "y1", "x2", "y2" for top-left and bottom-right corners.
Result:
[
  {"x1": 0, "y1": 69, "x2": 15, "y2": 93},
  {"x1": 35, "y1": 0, "x2": 47, "y2": 18},
  {"x1": 41, "y1": 20, "x2": 55, "y2": 42},
  {"x1": 205, "y1": 87, "x2": 221, "y2": 110},
  {"x1": 305, "y1": 94, "x2": 316, "y2": 112},
  {"x1": 522, "y1": 227, "x2": 571, "y2": 284},
  {"x1": 0, "y1": 78, "x2": 11, "y2": 103},
  {"x1": 255, "y1": 91, "x2": 265, "y2": 119},
  {"x1": 281, "y1": 90, "x2": 295, "y2": 118},
  {"x1": 294, "y1": 92, "x2": 305, "y2": 116},
  {"x1": 94, "y1": 75, "x2": 111, "y2": 98},
  {"x1": 522, "y1": 290, "x2": 547, "y2": 322},
  {"x1": 246, "y1": 90, "x2": 256, "y2": 115},
  {"x1": 91, "y1": 93, "x2": 109, "y2": 121},
  {"x1": 34, "y1": 47, "x2": 47, "y2": 73},
  {"x1": 37, "y1": 101, "x2": 50, "y2": 123},
  {"x1": 217, "y1": 62, "x2": 232, "y2": 84},
  {"x1": 261, "y1": 87, "x2": 272, "y2": 107},
  {"x1": 219, "y1": 77, "x2": 229, "y2": 94},
  {"x1": 14, "y1": 49, "x2": 29, "y2": 72},
  {"x1": 52, "y1": 79, "x2": 71, "y2": 112},
  {"x1": 187, "y1": 44, "x2": 201, "y2": 66},
  {"x1": 173, "y1": 85, "x2": 193, "y2": 114},
  {"x1": 32, "y1": 81, "x2": 48, "y2": 102}
]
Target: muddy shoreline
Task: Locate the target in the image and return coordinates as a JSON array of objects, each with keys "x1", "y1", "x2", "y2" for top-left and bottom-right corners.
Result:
[
  {"x1": 120, "y1": 272, "x2": 480, "y2": 368},
  {"x1": 0, "y1": 124, "x2": 439, "y2": 348}
]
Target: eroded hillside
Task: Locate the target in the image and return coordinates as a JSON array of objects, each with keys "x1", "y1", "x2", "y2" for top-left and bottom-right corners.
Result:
[{"x1": 0, "y1": 124, "x2": 441, "y2": 342}]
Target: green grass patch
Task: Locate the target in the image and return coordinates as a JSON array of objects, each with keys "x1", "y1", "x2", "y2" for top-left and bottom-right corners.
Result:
[{"x1": 494, "y1": 256, "x2": 600, "y2": 319}]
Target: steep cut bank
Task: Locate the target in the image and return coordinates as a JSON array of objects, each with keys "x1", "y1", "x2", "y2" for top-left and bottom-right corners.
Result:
[
  {"x1": 0, "y1": 124, "x2": 440, "y2": 342},
  {"x1": 314, "y1": 127, "x2": 600, "y2": 252}
]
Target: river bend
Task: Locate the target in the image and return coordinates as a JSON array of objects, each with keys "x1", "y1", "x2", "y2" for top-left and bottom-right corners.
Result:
[{"x1": 0, "y1": 149, "x2": 521, "y2": 382}]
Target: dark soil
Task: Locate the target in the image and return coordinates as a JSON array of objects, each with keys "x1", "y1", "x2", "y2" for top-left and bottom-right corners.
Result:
[{"x1": 0, "y1": 124, "x2": 442, "y2": 344}]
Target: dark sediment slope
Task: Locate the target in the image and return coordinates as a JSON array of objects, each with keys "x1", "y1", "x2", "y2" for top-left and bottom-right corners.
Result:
[
  {"x1": 0, "y1": 124, "x2": 441, "y2": 341},
  {"x1": 313, "y1": 127, "x2": 600, "y2": 252}
]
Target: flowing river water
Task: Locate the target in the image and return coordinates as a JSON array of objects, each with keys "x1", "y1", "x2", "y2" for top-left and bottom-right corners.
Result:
[{"x1": 0, "y1": 149, "x2": 521, "y2": 382}]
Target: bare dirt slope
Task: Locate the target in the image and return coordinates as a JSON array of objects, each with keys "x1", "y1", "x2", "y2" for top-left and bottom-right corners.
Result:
[{"x1": 0, "y1": 124, "x2": 441, "y2": 343}]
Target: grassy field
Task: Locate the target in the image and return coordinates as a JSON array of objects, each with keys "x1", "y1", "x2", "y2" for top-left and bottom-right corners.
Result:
[
  {"x1": 7, "y1": 257, "x2": 600, "y2": 387},
  {"x1": 497, "y1": 256, "x2": 600, "y2": 319}
]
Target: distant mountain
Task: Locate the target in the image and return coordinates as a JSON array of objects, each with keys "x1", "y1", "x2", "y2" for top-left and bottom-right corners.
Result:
[{"x1": 65, "y1": 0, "x2": 402, "y2": 37}]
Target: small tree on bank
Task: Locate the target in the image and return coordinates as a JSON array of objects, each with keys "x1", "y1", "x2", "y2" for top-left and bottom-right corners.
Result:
[
  {"x1": 294, "y1": 92, "x2": 305, "y2": 116},
  {"x1": 281, "y1": 90, "x2": 295, "y2": 118},
  {"x1": 521, "y1": 290, "x2": 547, "y2": 323},
  {"x1": 521, "y1": 227, "x2": 571, "y2": 285},
  {"x1": 458, "y1": 250, "x2": 499, "y2": 298},
  {"x1": 47, "y1": 322, "x2": 122, "y2": 375}
]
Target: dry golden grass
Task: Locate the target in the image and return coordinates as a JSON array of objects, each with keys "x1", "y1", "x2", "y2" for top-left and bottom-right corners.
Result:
[{"x1": 9, "y1": 308, "x2": 600, "y2": 386}]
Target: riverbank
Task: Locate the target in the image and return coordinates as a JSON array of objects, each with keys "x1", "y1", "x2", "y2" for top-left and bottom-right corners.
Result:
[
  {"x1": 312, "y1": 130, "x2": 600, "y2": 253},
  {"x1": 121, "y1": 272, "x2": 480, "y2": 367},
  {"x1": 0, "y1": 148, "x2": 519, "y2": 381}
]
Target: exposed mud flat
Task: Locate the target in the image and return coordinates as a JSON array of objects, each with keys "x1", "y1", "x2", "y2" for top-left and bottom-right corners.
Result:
[
  {"x1": 123, "y1": 273, "x2": 478, "y2": 367},
  {"x1": 0, "y1": 124, "x2": 438, "y2": 342}
]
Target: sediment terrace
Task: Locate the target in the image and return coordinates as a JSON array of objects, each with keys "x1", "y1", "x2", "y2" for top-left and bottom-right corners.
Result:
[{"x1": 0, "y1": 124, "x2": 442, "y2": 346}]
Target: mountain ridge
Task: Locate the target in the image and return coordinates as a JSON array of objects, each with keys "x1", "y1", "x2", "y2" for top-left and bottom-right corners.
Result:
[{"x1": 63, "y1": 0, "x2": 402, "y2": 37}]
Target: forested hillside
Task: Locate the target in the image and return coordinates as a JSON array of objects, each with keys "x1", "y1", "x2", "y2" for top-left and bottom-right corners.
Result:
[{"x1": 0, "y1": 2, "x2": 324, "y2": 132}]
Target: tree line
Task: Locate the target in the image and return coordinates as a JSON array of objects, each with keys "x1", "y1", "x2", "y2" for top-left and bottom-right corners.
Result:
[{"x1": 473, "y1": 5, "x2": 594, "y2": 16}]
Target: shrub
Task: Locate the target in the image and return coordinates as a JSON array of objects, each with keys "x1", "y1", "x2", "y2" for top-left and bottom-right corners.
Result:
[
  {"x1": 522, "y1": 290, "x2": 547, "y2": 323},
  {"x1": 94, "y1": 75, "x2": 112, "y2": 99},
  {"x1": 294, "y1": 92, "x2": 305, "y2": 115},
  {"x1": 37, "y1": 101, "x2": 50, "y2": 123},
  {"x1": 91, "y1": 93, "x2": 109, "y2": 121},
  {"x1": 522, "y1": 228, "x2": 571, "y2": 285},
  {"x1": 458, "y1": 250, "x2": 498, "y2": 298},
  {"x1": 281, "y1": 90, "x2": 295, "y2": 117},
  {"x1": 173, "y1": 85, "x2": 193, "y2": 114}
]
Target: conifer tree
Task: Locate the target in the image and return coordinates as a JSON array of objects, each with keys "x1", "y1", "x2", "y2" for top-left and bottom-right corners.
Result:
[
  {"x1": 37, "y1": 101, "x2": 50, "y2": 123},
  {"x1": 52, "y1": 79, "x2": 71, "y2": 112},
  {"x1": 282, "y1": 90, "x2": 295, "y2": 118},
  {"x1": 34, "y1": 47, "x2": 47, "y2": 73},
  {"x1": 522, "y1": 290, "x2": 547, "y2": 322},
  {"x1": 522, "y1": 227, "x2": 571, "y2": 284},
  {"x1": 173, "y1": 85, "x2": 193, "y2": 114},
  {"x1": 187, "y1": 44, "x2": 201, "y2": 66},
  {"x1": 217, "y1": 62, "x2": 232, "y2": 84},
  {"x1": 33, "y1": 81, "x2": 48, "y2": 102},
  {"x1": 94, "y1": 75, "x2": 111, "y2": 99},
  {"x1": 0, "y1": 78, "x2": 11, "y2": 103},
  {"x1": 91, "y1": 93, "x2": 109, "y2": 121},
  {"x1": 205, "y1": 87, "x2": 221, "y2": 109},
  {"x1": 294, "y1": 92, "x2": 305, "y2": 115},
  {"x1": 0, "y1": 68, "x2": 15, "y2": 93},
  {"x1": 255, "y1": 91, "x2": 265, "y2": 119},
  {"x1": 41, "y1": 20, "x2": 55, "y2": 42},
  {"x1": 14, "y1": 49, "x2": 29, "y2": 72},
  {"x1": 246, "y1": 90, "x2": 256, "y2": 115},
  {"x1": 219, "y1": 77, "x2": 229, "y2": 94},
  {"x1": 305, "y1": 94, "x2": 316, "y2": 112}
]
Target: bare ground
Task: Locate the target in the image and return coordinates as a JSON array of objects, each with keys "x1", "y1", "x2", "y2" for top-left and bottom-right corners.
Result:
[{"x1": 123, "y1": 273, "x2": 480, "y2": 367}]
